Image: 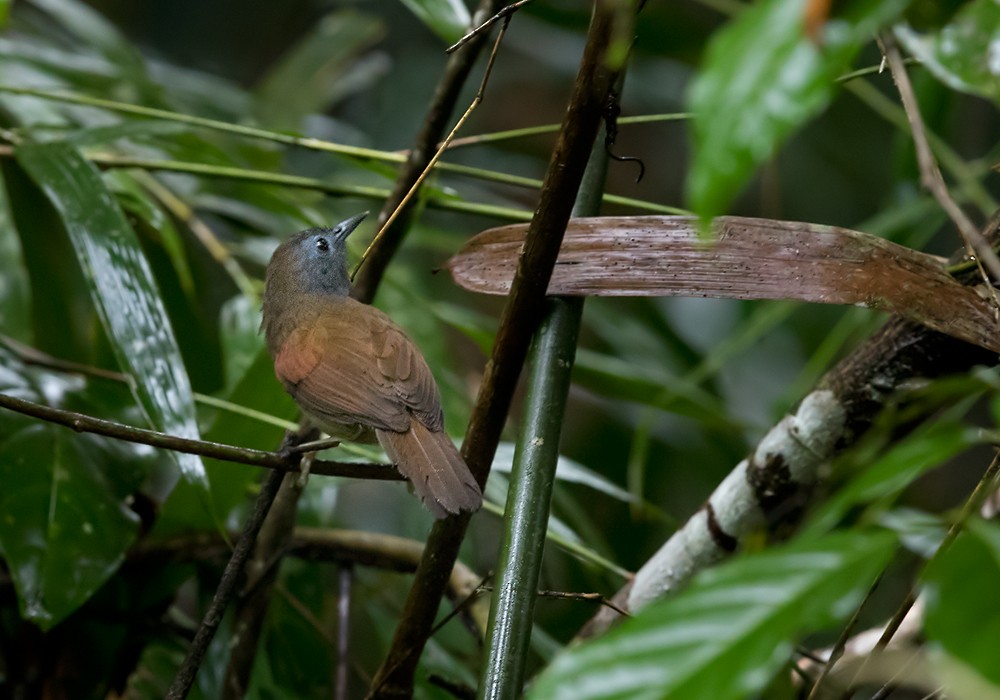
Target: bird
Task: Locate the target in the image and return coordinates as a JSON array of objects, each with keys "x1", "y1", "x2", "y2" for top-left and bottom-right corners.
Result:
[{"x1": 261, "y1": 212, "x2": 483, "y2": 518}]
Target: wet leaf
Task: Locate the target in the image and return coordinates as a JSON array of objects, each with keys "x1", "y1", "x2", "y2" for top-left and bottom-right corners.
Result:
[
  {"x1": 15, "y1": 139, "x2": 206, "y2": 493},
  {"x1": 896, "y1": 0, "x2": 1000, "y2": 104},
  {"x1": 399, "y1": 0, "x2": 470, "y2": 44},
  {"x1": 0, "y1": 349, "x2": 152, "y2": 628},
  {"x1": 686, "y1": 0, "x2": 908, "y2": 217},
  {"x1": 528, "y1": 531, "x2": 895, "y2": 700}
]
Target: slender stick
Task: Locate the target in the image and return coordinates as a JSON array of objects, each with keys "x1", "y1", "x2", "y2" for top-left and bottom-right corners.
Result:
[
  {"x1": 881, "y1": 33, "x2": 1000, "y2": 289},
  {"x1": 165, "y1": 468, "x2": 287, "y2": 699},
  {"x1": 350, "y1": 0, "x2": 508, "y2": 303},
  {"x1": 479, "y1": 91, "x2": 612, "y2": 699},
  {"x1": 367, "y1": 2, "x2": 629, "y2": 696},
  {"x1": 0, "y1": 392, "x2": 401, "y2": 481},
  {"x1": 353, "y1": 10, "x2": 512, "y2": 281}
]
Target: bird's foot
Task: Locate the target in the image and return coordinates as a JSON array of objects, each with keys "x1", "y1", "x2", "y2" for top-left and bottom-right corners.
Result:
[{"x1": 285, "y1": 437, "x2": 342, "y2": 454}]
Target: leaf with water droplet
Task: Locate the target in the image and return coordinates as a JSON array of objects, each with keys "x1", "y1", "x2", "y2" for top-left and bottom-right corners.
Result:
[
  {"x1": 0, "y1": 348, "x2": 156, "y2": 628},
  {"x1": 15, "y1": 140, "x2": 206, "y2": 493}
]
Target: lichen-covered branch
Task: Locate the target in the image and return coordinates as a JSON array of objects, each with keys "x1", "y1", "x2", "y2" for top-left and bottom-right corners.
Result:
[{"x1": 579, "y1": 215, "x2": 1000, "y2": 638}]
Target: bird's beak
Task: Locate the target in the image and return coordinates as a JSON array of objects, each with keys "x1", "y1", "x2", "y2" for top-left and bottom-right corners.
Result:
[{"x1": 334, "y1": 211, "x2": 369, "y2": 242}]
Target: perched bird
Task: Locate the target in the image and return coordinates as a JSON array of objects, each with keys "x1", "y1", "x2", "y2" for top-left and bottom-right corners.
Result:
[{"x1": 261, "y1": 212, "x2": 482, "y2": 518}]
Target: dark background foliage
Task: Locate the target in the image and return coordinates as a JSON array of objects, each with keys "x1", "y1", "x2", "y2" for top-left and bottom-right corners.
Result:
[{"x1": 1, "y1": 0, "x2": 999, "y2": 697}]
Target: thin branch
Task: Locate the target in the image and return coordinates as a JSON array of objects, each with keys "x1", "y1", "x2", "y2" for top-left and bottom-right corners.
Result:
[
  {"x1": 166, "y1": 467, "x2": 286, "y2": 699},
  {"x1": 368, "y1": 2, "x2": 630, "y2": 696},
  {"x1": 0, "y1": 392, "x2": 402, "y2": 481},
  {"x1": 350, "y1": 0, "x2": 508, "y2": 303},
  {"x1": 352, "y1": 6, "x2": 512, "y2": 281},
  {"x1": 873, "y1": 449, "x2": 1000, "y2": 653},
  {"x1": 480, "y1": 585, "x2": 630, "y2": 618},
  {"x1": 446, "y1": 0, "x2": 533, "y2": 54},
  {"x1": 222, "y1": 464, "x2": 310, "y2": 700},
  {"x1": 881, "y1": 33, "x2": 1000, "y2": 288}
]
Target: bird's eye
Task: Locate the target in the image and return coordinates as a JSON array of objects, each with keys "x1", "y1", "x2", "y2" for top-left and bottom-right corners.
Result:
[{"x1": 315, "y1": 237, "x2": 330, "y2": 252}]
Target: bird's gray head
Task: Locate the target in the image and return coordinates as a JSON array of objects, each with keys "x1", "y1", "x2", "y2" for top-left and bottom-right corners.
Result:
[{"x1": 265, "y1": 212, "x2": 368, "y2": 300}]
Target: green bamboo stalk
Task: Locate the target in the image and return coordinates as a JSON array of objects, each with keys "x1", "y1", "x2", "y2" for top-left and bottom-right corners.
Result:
[
  {"x1": 0, "y1": 85, "x2": 688, "y2": 215},
  {"x1": 478, "y1": 296, "x2": 584, "y2": 700},
  {"x1": 478, "y1": 95, "x2": 611, "y2": 700}
]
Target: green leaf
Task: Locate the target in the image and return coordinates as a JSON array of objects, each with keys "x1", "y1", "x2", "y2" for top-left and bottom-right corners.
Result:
[
  {"x1": 687, "y1": 0, "x2": 908, "y2": 218},
  {"x1": 923, "y1": 520, "x2": 1000, "y2": 687},
  {"x1": 155, "y1": 344, "x2": 296, "y2": 535},
  {"x1": 0, "y1": 170, "x2": 31, "y2": 342},
  {"x1": 15, "y1": 139, "x2": 206, "y2": 492},
  {"x1": 803, "y1": 421, "x2": 984, "y2": 536},
  {"x1": 0, "y1": 350, "x2": 152, "y2": 628},
  {"x1": 491, "y1": 442, "x2": 637, "y2": 503},
  {"x1": 399, "y1": 0, "x2": 470, "y2": 44},
  {"x1": 527, "y1": 531, "x2": 896, "y2": 700},
  {"x1": 896, "y1": 0, "x2": 1000, "y2": 103}
]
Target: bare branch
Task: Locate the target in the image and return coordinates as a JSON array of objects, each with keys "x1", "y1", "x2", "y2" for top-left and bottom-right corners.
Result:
[
  {"x1": 881, "y1": 33, "x2": 1000, "y2": 292},
  {"x1": 0, "y1": 392, "x2": 402, "y2": 482}
]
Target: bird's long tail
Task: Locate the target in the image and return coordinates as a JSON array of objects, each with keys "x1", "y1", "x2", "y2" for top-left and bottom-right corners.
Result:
[{"x1": 376, "y1": 422, "x2": 482, "y2": 518}]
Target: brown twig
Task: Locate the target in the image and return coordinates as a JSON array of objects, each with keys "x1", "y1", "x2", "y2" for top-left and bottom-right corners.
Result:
[
  {"x1": 352, "y1": 6, "x2": 511, "y2": 282},
  {"x1": 481, "y1": 585, "x2": 631, "y2": 618},
  {"x1": 0, "y1": 392, "x2": 402, "y2": 481},
  {"x1": 222, "y1": 459, "x2": 313, "y2": 699},
  {"x1": 881, "y1": 33, "x2": 1000, "y2": 293},
  {"x1": 350, "y1": 0, "x2": 507, "y2": 304},
  {"x1": 367, "y1": 2, "x2": 630, "y2": 696},
  {"x1": 873, "y1": 449, "x2": 1000, "y2": 652},
  {"x1": 446, "y1": 0, "x2": 534, "y2": 54},
  {"x1": 165, "y1": 467, "x2": 287, "y2": 699}
]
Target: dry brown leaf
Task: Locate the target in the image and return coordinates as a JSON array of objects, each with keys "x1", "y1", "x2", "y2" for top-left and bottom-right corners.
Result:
[{"x1": 447, "y1": 216, "x2": 1000, "y2": 353}]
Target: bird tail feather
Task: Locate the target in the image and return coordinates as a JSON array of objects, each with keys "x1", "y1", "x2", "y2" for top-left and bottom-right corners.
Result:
[{"x1": 377, "y1": 422, "x2": 482, "y2": 518}]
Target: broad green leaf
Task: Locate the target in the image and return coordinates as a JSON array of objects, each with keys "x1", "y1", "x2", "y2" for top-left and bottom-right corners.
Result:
[
  {"x1": 896, "y1": 0, "x2": 1000, "y2": 104},
  {"x1": 877, "y1": 507, "x2": 946, "y2": 558},
  {"x1": 155, "y1": 344, "x2": 296, "y2": 535},
  {"x1": 399, "y1": 0, "x2": 470, "y2": 44},
  {"x1": 15, "y1": 140, "x2": 206, "y2": 492},
  {"x1": 803, "y1": 421, "x2": 984, "y2": 536},
  {"x1": 528, "y1": 531, "x2": 896, "y2": 700},
  {"x1": 0, "y1": 170, "x2": 31, "y2": 342},
  {"x1": 687, "y1": 0, "x2": 908, "y2": 218},
  {"x1": 492, "y1": 442, "x2": 636, "y2": 503},
  {"x1": 0, "y1": 349, "x2": 153, "y2": 628},
  {"x1": 923, "y1": 520, "x2": 1000, "y2": 687}
]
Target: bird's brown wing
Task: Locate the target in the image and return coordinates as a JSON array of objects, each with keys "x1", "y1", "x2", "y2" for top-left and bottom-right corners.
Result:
[{"x1": 273, "y1": 298, "x2": 444, "y2": 434}]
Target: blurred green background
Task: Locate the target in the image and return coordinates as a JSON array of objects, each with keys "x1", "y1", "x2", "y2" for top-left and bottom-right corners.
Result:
[{"x1": 1, "y1": 0, "x2": 999, "y2": 697}]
